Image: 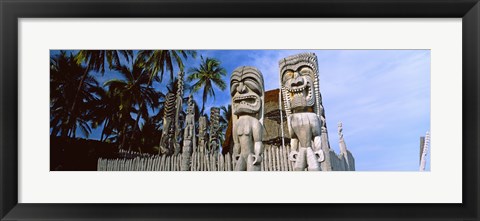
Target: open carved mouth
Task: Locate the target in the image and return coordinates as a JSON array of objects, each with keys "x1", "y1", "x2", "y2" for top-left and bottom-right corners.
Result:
[
  {"x1": 233, "y1": 95, "x2": 259, "y2": 108},
  {"x1": 288, "y1": 82, "x2": 312, "y2": 102}
]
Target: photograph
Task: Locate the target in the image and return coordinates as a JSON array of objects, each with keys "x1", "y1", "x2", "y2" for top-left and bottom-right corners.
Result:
[
  {"x1": 50, "y1": 49, "x2": 431, "y2": 172},
  {"x1": 2, "y1": 0, "x2": 477, "y2": 219}
]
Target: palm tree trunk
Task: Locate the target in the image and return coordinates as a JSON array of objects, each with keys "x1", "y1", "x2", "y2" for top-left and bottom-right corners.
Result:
[
  {"x1": 127, "y1": 78, "x2": 153, "y2": 150},
  {"x1": 60, "y1": 124, "x2": 69, "y2": 138},
  {"x1": 50, "y1": 118, "x2": 61, "y2": 137},
  {"x1": 69, "y1": 126, "x2": 76, "y2": 139},
  {"x1": 100, "y1": 118, "x2": 109, "y2": 142},
  {"x1": 51, "y1": 127, "x2": 59, "y2": 137},
  {"x1": 128, "y1": 101, "x2": 145, "y2": 150},
  {"x1": 67, "y1": 68, "x2": 89, "y2": 131},
  {"x1": 120, "y1": 123, "x2": 128, "y2": 150},
  {"x1": 71, "y1": 70, "x2": 88, "y2": 112}
]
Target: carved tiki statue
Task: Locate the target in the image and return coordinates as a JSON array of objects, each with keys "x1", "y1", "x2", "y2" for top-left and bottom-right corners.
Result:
[
  {"x1": 209, "y1": 107, "x2": 221, "y2": 154},
  {"x1": 230, "y1": 66, "x2": 265, "y2": 171},
  {"x1": 181, "y1": 94, "x2": 196, "y2": 171},
  {"x1": 159, "y1": 92, "x2": 177, "y2": 155},
  {"x1": 279, "y1": 52, "x2": 325, "y2": 171},
  {"x1": 198, "y1": 116, "x2": 207, "y2": 153}
]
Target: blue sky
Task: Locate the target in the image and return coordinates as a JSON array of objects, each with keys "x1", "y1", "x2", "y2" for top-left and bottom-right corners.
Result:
[
  {"x1": 52, "y1": 50, "x2": 431, "y2": 171},
  {"x1": 200, "y1": 50, "x2": 431, "y2": 171}
]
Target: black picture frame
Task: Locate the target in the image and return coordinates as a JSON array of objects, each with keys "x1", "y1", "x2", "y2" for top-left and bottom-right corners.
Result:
[{"x1": 1, "y1": 0, "x2": 479, "y2": 220}]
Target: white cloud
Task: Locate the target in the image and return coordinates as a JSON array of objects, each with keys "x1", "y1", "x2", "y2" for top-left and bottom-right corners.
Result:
[{"x1": 193, "y1": 50, "x2": 431, "y2": 171}]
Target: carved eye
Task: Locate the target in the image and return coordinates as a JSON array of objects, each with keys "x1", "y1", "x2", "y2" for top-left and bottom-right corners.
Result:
[
  {"x1": 243, "y1": 78, "x2": 262, "y2": 95},
  {"x1": 299, "y1": 67, "x2": 313, "y2": 76},
  {"x1": 282, "y1": 70, "x2": 294, "y2": 82},
  {"x1": 230, "y1": 82, "x2": 238, "y2": 96}
]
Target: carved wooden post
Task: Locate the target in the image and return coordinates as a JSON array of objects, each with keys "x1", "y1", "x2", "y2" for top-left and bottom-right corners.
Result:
[
  {"x1": 181, "y1": 95, "x2": 195, "y2": 171},
  {"x1": 419, "y1": 131, "x2": 430, "y2": 171},
  {"x1": 230, "y1": 66, "x2": 265, "y2": 171},
  {"x1": 159, "y1": 93, "x2": 177, "y2": 155},
  {"x1": 209, "y1": 107, "x2": 221, "y2": 155},
  {"x1": 338, "y1": 122, "x2": 350, "y2": 170},
  {"x1": 279, "y1": 52, "x2": 329, "y2": 171},
  {"x1": 173, "y1": 72, "x2": 184, "y2": 156},
  {"x1": 198, "y1": 116, "x2": 207, "y2": 154}
]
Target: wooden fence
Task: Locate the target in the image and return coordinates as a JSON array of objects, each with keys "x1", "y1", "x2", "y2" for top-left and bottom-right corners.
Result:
[{"x1": 97, "y1": 145, "x2": 297, "y2": 171}]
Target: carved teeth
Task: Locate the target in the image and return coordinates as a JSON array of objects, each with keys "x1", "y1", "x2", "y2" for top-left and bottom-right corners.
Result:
[
  {"x1": 233, "y1": 95, "x2": 258, "y2": 102},
  {"x1": 233, "y1": 94, "x2": 260, "y2": 109}
]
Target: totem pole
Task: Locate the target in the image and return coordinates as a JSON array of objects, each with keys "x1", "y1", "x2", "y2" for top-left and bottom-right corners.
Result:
[
  {"x1": 209, "y1": 107, "x2": 221, "y2": 154},
  {"x1": 419, "y1": 131, "x2": 430, "y2": 171},
  {"x1": 159, "y1": 92, "x2": 177, "y2": 155},
  {"x1": 173, "y1": 72, "x2": 184, "y2": 155},
  {"x1": 338, "y1": 122, "x2": 350, "y2": 170},
  {"x1": 181, "y1": 95, "x2": 196, "y2": 171},
  {"x1": 279, "y1": 52, "x2": 329, "y2": 171},
  {"x1": 230, "y1": 66, "x2": 265, "y2": 171},
  {"x1": 198, "y1": 116, "x2": 207, "y2": 153}
]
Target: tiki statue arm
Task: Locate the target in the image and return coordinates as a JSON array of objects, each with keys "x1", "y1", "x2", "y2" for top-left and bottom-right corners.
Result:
[
  {"x1": 288, "y1": 116, "x2": 299, "y2": 161},
  {"x1": 313, "y1": 136, "x2": 324, "y2": 162},
  {"x1": 252, "y1": 120, "x2": 263, "y2": 165},
  {"x1": 232, "y1": 123, "x2": 240, "y2": 162},
  {"x1": 313, "y1": 115, "x2": 324, "y2": 162}
]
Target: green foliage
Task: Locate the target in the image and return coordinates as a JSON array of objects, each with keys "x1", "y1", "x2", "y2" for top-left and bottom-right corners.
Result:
[
  {"x1": 50, "y1": 51, "x2": 99, "y2": 138},
  {"x1": 75, "y1": 50, "x2": 133, "y2": 73},
  {"x1": 51, "y1": 50, "x2": 232, "y2": 155},
  {"x1": 187, "y1": 56, "x2": 227, "y2": 114},
  {"x1": 137, "y1": 50, "x2": 197, "y2": 82},
  {"x1": 104, "y1": 55, "x2": 161, "y2": 150}
]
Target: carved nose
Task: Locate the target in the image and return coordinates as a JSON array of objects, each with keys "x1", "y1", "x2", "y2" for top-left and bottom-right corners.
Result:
[
  {"x1": 237, "y1": 82, "x2": 247, "y2": 93},
  {"x1": 291, "y1": 77, "x2": 304, "y2": 87}
]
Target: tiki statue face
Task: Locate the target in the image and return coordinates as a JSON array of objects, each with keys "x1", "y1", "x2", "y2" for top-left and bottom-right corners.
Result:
[
  {"x1": 230, "y1": 66, "x2": 264, "y2": 116},
  {"x1": 280, "y1": 53, "x2": 319, "y2": 111}
]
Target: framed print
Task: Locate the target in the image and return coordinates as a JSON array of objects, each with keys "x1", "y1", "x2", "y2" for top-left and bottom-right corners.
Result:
[{"x1": 1, "y1": 0, "x2": 479, "y2": 220}]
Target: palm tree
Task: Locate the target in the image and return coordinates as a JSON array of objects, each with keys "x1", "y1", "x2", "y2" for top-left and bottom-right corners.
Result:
[
  {"x1": 137, "y1": 50, "x2": 197, "y2": 82},
  {"x1": 127, "y1": 50, "x2": 196, "y2": 150},
  {"x1": 50, "y1": 51, "x2": 99, "y2": 138},
  {"x1": 65, "y1": 50, "x2": 133, "y2": 138},
  {"x1": 86, "y1": 86, "x2": 120, "y2": 142},
  {"x1": 75, "y1": 50, "x2": 133, "y2": 73},
  {"x1": 187, "y1": 57, "x2": 227, "y2": 114},
  {"x1": 137, "y1": 118, "x2": 163, "y2": 153},
  {"x1": 105, "y1": 55, "x2": 160, "y2": 150},
  {"x1": 220, "y1": 104, "x2": 232, "y2": 127},
  {"x1": 72, "y1": 50, "x2": 133, "y2": 109}
]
